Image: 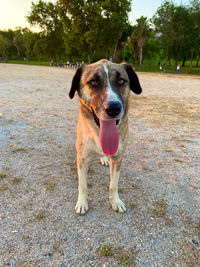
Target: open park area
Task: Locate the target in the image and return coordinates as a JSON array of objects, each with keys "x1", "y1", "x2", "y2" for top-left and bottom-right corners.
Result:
[{"x1": 0, "y1": 64, "x2": 199, "y2": 265}]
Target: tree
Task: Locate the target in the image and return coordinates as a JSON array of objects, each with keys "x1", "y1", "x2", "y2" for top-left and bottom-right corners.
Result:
[
  {"x1": 152, "y1": 1, "x2": 176, "y2": 71},
  {"x1": 0, "y1": 34, "x2": 7, "y2": 59},
  {"x1": 0, "y1": 34, "x2": 11, "y2": 62},
  {"x1": 13, "y1": 28, "x2": 25, "y2": 60},
  {"x1": 189, "y1": 0, "x2": 200, "y2": 68},
  {"x1": 27, "y1": 0, "x2": 67, "y2": 61},
  {"x1": 130, "y1": 16, "x2": 151, "y2": 68},
  {"x1": 60, "y1": 0, "x2": 131, "y2": 63}
]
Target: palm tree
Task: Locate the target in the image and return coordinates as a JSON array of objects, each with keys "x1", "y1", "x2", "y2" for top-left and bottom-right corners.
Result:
[{"x1": 130, "y1": 16, "x2": 150, "y2": 70}]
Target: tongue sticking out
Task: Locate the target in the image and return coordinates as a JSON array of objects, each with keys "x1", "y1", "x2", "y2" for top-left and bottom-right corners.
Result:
[{"x1": 100, "y1": 120, "x2": 119, "y2": 155}]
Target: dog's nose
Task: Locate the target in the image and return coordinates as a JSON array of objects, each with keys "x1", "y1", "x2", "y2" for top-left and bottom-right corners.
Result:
[{"x1": 104, "y1": 101, "x2": 122, "y2": 118}]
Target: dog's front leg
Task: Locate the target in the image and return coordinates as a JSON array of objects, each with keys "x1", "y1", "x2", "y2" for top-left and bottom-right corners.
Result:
[
  {"x1": 109, "y1": 158, "x2": 126, "y2": 213},
  {"x1": 75, "y1": 155, "x2": 89, "y2": 215}
]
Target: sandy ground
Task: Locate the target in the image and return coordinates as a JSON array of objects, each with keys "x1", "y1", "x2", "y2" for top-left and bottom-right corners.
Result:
[{"x1": 0, "y1": 63, "x2": 199, "y2": 266}]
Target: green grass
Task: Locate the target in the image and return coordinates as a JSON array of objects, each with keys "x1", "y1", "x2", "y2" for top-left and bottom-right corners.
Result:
[
  {"x1": 43, "y1": 181, "x2": 56, "y2": 190},
  {"x1": 0, "y1": 185, "x2": 8, "y2": 191},
  {"x1": 4, "y1": 60, "x2": 200, "y2": 75},
  {"x1": 11, "y1": 147, "x2": 26, "y2": 153},
  {"x1": 35, "y1": 211, "x2": 46, "y2": 220},
  {"x1": 0, "y1": 173, "x2": 6, "y2": 179},
  {"x1": 101, "y1": 245, "x2": 114, "y2": 256},
  {"x1": 134, "y1": 64, "x2": 200, "y2": 75},
  {"x1": 120, "y1": 254, "x2": 132, "y2": 266},
  {"x1": 130, "y1": 203, "x2": 137, "y2": 209},
  {"x1": 12, "y1": 177, "x2": 22, "y2": 183},
  {"x1": 7, "y1": 60, "x2": 50, "y2": 66}
]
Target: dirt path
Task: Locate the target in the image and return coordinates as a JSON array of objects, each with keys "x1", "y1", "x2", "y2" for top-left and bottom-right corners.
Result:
[{"x1": 0, "y1": 64, "x2": 199, "y2": 266}]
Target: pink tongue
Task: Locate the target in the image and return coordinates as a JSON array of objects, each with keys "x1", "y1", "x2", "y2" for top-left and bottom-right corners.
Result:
[{"x1": 100, "y1": 120, "x2": 119, "y2": 155}]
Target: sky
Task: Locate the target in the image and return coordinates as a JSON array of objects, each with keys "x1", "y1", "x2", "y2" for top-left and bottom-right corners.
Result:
[{"x1": 0, "y1": 0, "x2": 190, "y2": 31}]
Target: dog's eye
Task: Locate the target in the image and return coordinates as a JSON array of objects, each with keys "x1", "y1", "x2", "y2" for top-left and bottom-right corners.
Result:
[
  {"x1": 118, "y1": 78, "x2": 126, "y2": 85},
  {"x1": 89, "y1": 80, "x2": 97, "y2": 86}
]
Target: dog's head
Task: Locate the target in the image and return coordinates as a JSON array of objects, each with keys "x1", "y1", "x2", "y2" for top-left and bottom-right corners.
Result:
[
  {"x1": 69, "y1": 59, "x2": 142, "y2": 124},
  {"x1": 69, "y1": 59, "x2": 142, "y2": 155}
]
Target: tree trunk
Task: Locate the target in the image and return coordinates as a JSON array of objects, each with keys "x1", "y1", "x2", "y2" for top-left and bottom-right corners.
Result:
[
  {"x1": 113, "y1": 31, "x2": 122, "y2": 63},
  {"x1": 88, "y1": 54, "x2": 91, "y2": 64},
  {"x1": 16, "y1": 46, "x2": 20, "y2": 60},
  {"x1": 196, "y1": 55, "x2": 199, "y2": 67},
  {"x1": 139, "y1": 47, "x2": 143, "y2": 71},
  {"x1": 182, "y1": 57, "x2": 186, "y2": 67},
  {"x1": 164, "y1": 47, "x2": 168, "y2": 73},
  {"x1": 123, "y1": 44, "x2": 126, "y2": 62},
  {"x1": 190, "y1": 48, "x2": 194, "y2": 71},
  {"x1": 168, "y1": 58, "x2": 171, "y2": 66},
  {"x1": 175, "y1": 58, "x2": 178, "y2": 69},
  {"x1": 105, "y1": 46, "x2": 108, "y2": 59}
]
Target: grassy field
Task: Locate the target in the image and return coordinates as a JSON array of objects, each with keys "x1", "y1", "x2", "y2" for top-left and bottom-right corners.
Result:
[
  {"x1": 6, "y1": 60, "x2": 50, "y2": 66},
  {"x1": 3, "y1": 59, "x2": 200, "y2": 75},
  {"x1": 135, "y1": 64, "x2": 200, "y2": 75}
]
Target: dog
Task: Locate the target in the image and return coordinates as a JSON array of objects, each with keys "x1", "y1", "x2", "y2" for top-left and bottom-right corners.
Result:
[{"x1": 69, "y1": 59, "x2": 142, "y2": 214}]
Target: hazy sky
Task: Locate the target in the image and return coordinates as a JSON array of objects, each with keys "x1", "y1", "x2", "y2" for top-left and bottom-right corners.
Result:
[{"x1": 0, "y1": 0, "x2": 190, "y2": 31}]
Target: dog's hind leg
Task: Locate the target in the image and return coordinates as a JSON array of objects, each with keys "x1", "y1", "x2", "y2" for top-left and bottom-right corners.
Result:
[
  {"x1": 100, "y1": 156, "x2": 110, "y2": 167},
  {"x1": 109, "y1": 157, "x2": 126, "y2": 213},
  {"x1": 75, "y1": 155, "x2": 90, "y2": 215}
]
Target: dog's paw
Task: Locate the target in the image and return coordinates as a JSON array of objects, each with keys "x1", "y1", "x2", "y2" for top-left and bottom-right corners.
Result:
[
  {"x1": 110, "y1": 198, "x2": 126, "y2": 213},
  {"x1": 100, "y1": 156, "x2": 110, "y2": 167},
  {"x1": 75, "y1": 199, "x2": 88, "y2": 215}
]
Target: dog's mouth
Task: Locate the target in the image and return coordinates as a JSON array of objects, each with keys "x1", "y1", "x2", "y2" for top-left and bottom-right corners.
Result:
[
  {"x1": 91, "y1": 108, "x2": 120, "y2": 155},
  {"x1": 91, "y1": 108, "x2": 119, "y2": 127}
]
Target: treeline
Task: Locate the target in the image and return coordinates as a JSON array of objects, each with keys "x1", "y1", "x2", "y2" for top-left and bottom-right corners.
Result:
[{"x1": 0, "y1": 0, "x2": 200, "y2": 70}]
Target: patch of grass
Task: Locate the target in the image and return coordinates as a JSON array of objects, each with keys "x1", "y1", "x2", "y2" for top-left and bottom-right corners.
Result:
[
  {"x1": 12, "y1": 177, "x2": 22, "y2": 183},
  {"x1": 179, "y1": 144, "x2": 185, "y2": 148},
  {"x1": 196, "y1": 222, "x2": 200, "y2": 231},
  {"x1": 11, "y1": 147, "x2": 26, "y2": 153},
  {"x1": 142, "y1": 165, "x2": 150, "y2": 171},
  {"x1": 155, "y1": 200, "x2": 167, "y2": 208},
  {"x1": 0, "y1": 173, "x2": 6, "y2": 179},
  {"x1": 118, "y1": 188, "x2": 124, "y2": 193},
  {"x1": 165, "y1": 149, "x2": 173, "y2": 153},
  {"x1": 22, "y1": 234, "x2": 29, "y2": 241},
  {"x1": 130, "y1": 203, "x2": 137, "y2": 209},
  {"x1": 7, "y1": 60, "x2": 50, "y2": 66},
  {"x1": 101, "y1": 245, "x2": 114, "y2": 256},
  {"x1": 174, "y1": 158, "x2": 183, "y2": 163},
  {"x1": 0, "y1": 185, "x2": 8, "y2": 191},
  {"x1": 152, "y1": 199, "x2": 167, "y2": 217},
  {"x1": 43, "y1": 181, "x2": 56, "y2": 190},
  {"x1": 35, "y1": 211, "x2": 46, "y2": 220},
  {"x1": 120, "y1": 254, "x2": 132, "y2": 266}
]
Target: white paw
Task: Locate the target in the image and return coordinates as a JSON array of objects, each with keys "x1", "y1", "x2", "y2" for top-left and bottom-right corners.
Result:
[
  {"x1": 75, "y1": 199, "x2": 88, "y2": 215},
  {"x1": 100, "y1": 156, "x2": 110, "y2": 167},
  {"x1": 110, "y1": 198, "x2": 126, "y2": 213}
]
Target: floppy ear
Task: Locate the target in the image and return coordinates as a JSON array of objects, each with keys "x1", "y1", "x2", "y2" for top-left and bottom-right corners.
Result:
[
  {"x1": 123, "y1": 64, "x2": 142, "y2": 94},
  {"x1": 69, "y1": 66, "x2": 83, "y2": 99}
]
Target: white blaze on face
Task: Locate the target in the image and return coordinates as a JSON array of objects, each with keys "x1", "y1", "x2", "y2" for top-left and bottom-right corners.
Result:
[{"x1": 103, "y1": 65, "x2": 120, "y2": 103}]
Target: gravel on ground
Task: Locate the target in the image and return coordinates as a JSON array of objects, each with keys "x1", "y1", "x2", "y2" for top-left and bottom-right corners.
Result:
[{"x1": 0, "y1": 64, "x2": 199, "y2": 266}]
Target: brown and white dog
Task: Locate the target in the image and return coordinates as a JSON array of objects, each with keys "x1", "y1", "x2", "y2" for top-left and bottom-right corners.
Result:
[{"x1": 69, "y1": 59, "x2": 142, "y2": 214}]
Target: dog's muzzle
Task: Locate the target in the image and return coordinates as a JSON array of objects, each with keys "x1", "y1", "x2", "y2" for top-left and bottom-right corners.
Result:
[
  {"x1": 92, "y1": 107, "x2": 120, "y2": 127},
  {"x1": 104, "y1": 101, "x2": 122, "y2": 118}
]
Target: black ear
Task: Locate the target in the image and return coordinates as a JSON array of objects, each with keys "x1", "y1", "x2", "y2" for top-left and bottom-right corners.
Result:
[
  {"x1": 123, "y1": 64, "x2": 142, "y2": 94},
  {"x1": 69, "y1": 66, "x2": 83, "y2": 99}
]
